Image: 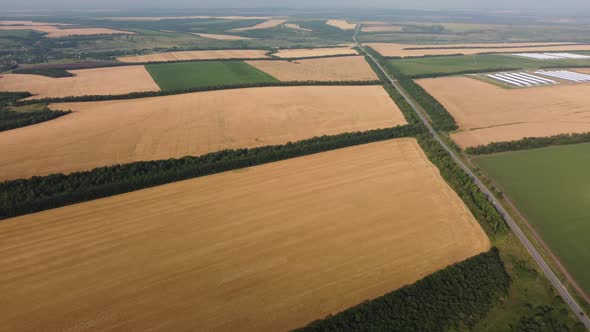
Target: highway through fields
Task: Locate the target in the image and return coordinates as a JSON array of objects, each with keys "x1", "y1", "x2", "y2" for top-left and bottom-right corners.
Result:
[{"x1": 352, "y1": 26, "x2": 590, "y2": 330}]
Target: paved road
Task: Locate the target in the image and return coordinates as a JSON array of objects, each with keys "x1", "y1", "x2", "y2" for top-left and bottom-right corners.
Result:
[{"x1": 353, "y1": 27, "x2": 590, "y2": 330}]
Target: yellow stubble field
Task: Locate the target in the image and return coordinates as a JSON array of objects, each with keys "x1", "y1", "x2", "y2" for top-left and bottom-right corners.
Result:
[
  {"x1": 0, "y1": 66, "x2": 160, "y2": 99},
  {"x1": 246, "y1": 56, "x2": 378, "y2": 81},
  {"x1": 0, "y1": 86, "x2": 406, "y2": 181},
  {"x1": 367, "y1": 42, "x2": 590, "y2": 57},
  {"x1": 417, "y1": 76, "x2": 590, "y2": 148},
  {"x1": 273, "y1": 47, "x2": 358, "y2": 58},
  {"x1": 0, "y1": 138, "x2": 490, "y2": 332},
  {"x1": 117, "y1": 49, "x2": 270, "y2": 63}
]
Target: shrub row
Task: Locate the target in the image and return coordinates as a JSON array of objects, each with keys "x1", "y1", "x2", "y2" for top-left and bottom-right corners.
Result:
[
  {"x1": 0, "y1": 125, "x2": 422, "y2": 219},
  {"x1": 0, "y1": 108, "x2": 71, "y2": 132},
  {"x1": 465, "y1": 132, "x2": 590, "y2": 155},
  {"x1": 297, "y1": 248, "x2": 510, "y2": 332}
]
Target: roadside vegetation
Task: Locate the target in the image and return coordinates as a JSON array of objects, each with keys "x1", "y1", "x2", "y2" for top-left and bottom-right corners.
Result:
[{"x1": 465, "y1": 132, "x2": 590, "y2": 155}]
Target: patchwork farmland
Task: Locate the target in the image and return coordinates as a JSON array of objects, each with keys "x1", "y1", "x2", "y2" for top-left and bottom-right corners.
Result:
[
  {"x1": 417, "y1": 75, "x2": 590, "y2": 148},
  {"x1": 0, "y1": 139, "x2": 489, "y2": 332},
  {"x1": 0, "y1": 66, "x2": 160, "y2": 99},
  {"x1": 117, "y1": 50, "x2": 271, "y2": 63},
  {"x1": 475, "y1": 142, "x2": 590, "y2": 297},
  {"x1": 0, "y1": 86, "x2": 405, "y2": 180}
]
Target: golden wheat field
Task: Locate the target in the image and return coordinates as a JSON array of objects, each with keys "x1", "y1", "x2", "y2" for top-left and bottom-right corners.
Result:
[
  {"x1": 231, "y1": 19, "x2": 287, "y2": 31},
  {"x1": 284, "y1": 23, "x2": 312, "y2": 31},
  {"x1": 117, "y1": 49, "x2": 269, "y2": 62},
  {"x1": 0, "y1": 66, "x2": 160, "y2": 99},
  {"x1": 417, "y1": 76, "x2": 590, "y2": 148},
  {"x1": 326, "y1": 19, "x2": 357, "y2": 30},
  {"x1": 246, "y1": 56, "x2": 378, "y2": 81},
  {"x1": 0, "y1": 138, "x2": 489, "y2": 332},
  {"x1": 0, "y1": 86, "x2": 406, "y2": 181},
  {"x1": 0, "y1": 25, "x2": 134, "y2": 38},
  {"x1": 192, "y1": 33, "x2": 253, "y2": 40},
  {"x1": 367, "y1": 42, "x2": 590, "y2": 57},
  {"x1": 273, "y1": 47, "x2": 358, "y2": 58}
]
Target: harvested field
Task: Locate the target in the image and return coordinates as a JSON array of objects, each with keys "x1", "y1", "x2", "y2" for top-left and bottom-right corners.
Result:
[
  {"x1": 231, "y1": 19, "x2": 287, "y2": 31},
  {"x1": 361, "y1": 24, "x2": 403, "y2": 33},
  {"x1": 0, "y1": 25, "x2": 134, "y2": 38},
  {"x1": 101, "y1": 16, "x2": 271, "y2": 20},
  {"x1": 0, "y1": 86, "x2": 405, "y2": 180},
  {"x1": 0, "y1": 138, "x2": 489, "y2": 332},
  {"x1": 117, "y1": 50, "x2": 270, "y2": 63},
  {"x1": 246, "y1": 56, "x2": 378, "y2": 81},
  {"x1": 284, "y1": 23, "x2": 312, "y2": 32},
  {"x1": 273, "y1": 47, "x2": 358, "y2": 58},
  {"x1": 326, "y1": 19, "x2": 357, "y2": 30},
  {"x1": 0, "y1": 66, "x2": 160, "y2": 100},
  {"x1": 368, "y1": 42, "x2": 590, "y2": 57},
  {"x1": 417, "y1": 76, "x2": 590, "y2": 148},
  {"x1": 192, "y1": 33, "x2": 253, "y2": 40}
]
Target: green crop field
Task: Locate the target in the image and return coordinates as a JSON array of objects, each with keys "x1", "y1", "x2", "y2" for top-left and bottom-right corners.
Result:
[
  {"x1": 389, "y1": 54, "x2": 590, "y2": 77},
  {"x1": 145, "y1": 61, "x2": 279, "y2": 90},
  {"x1": 475, "y1": 142, "x2": 590, "y2": 295}
]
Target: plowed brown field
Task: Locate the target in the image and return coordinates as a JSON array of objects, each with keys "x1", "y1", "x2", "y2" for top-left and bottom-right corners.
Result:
[
  {"x1": 417, "y1": 76, "x2": 590, "y2": 148},
  {"x1": 273, "y1": 47, "x2": 358, "y2": 58},
  {"x1": 0, "y1": 66, "x2": 160, "y2": 99},
  {"x1": 0, "y1": 138, "x2": 489, "y2": 332},
  {"x1": 368, "y1": 42, "x2": 590, "y2": 57},
  {"x1": 0, "y1": 86, "x2": 405, "y2": 181},
  {"x1": 246, "y1": 56, "x2": 377, "y2": 81},
  {"x1": 117, "y1": 49, "x2": 269, "y2": 63}
]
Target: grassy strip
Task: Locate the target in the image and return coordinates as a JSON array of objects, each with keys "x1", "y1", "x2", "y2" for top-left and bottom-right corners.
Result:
[
  {"x1": 366, "y1": 47, "x2": 458, "y2": 131},
  {"x1": 297, "y1": 248, "x2": 510, "y2": 332},
  {"x1": 0, "y1": 125, "x2": 422, "y2": 220},
  {"x1": 15, "y1": 80, "x2": 381, "y2": 105},
  {"x1": 466, "y1": 132, "x2": 590, "y2": 155}
]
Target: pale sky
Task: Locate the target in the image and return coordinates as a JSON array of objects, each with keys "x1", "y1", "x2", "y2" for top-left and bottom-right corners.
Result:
[{"x1": 2, "y1": 0, "x2": 590, "y2": 11}]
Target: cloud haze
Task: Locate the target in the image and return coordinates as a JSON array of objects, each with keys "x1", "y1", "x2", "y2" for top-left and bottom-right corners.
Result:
[{"x1": 2, "y1": 0, "x2": 590, "y2": 11}]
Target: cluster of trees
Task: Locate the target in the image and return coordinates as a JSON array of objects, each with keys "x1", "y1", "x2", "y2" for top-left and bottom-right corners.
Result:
[
  {"x1": 0, "y1": 125, "x2": 422, "y2": 219},
  {"x1": 517, "y1": 305, "x2": 582, "y2": 331},
  {"x1": 16, "y1": 80, "x2": 381, "y2": 105},
  {"x1": 0, "y1": 108, "x2": 71, "y2": 132},
  {"x1": 466, "y1": 132, "x2": 590, "y2": 155},
  {"x1": 366, "y1": 47, "x2": 458, "y2": 131},
  {"x1": 417, "y1": 133, "x2": 508, "y2": 235},
  {"x1": 297, "y1": 248, "x2": 510, "y2": 331}
]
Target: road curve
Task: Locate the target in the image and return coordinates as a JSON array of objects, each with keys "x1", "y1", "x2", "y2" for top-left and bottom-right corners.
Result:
[{"x1": 352, "y1": 26, "x2": 590, "y2": 330}]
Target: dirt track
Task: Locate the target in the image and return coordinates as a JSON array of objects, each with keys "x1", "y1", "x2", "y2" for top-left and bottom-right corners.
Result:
[
  {"x1": 0, "y1": 86, "x2": 405, "y2": 181},
  {"x1": 0, "y1": 138, "x2": 489, "y2": 332}
]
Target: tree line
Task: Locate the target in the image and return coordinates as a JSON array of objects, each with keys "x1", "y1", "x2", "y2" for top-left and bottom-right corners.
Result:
[
  {"x1": 0, "y1": 125, "x2": 422, "y2": 219},
  {"x1": 15, "y1": 80, "x2": 381, "y2": 106},
  {"x1": 365, "y1": 47, "x2": 458, "y2": 131},
  {"x1": 465, "y1": 132, "x2": 590, "y2": 155},
  {"x1": 0, "y1": 108, "x2": 71, "y2": 132},
  {"x1": 297, "y1": 248, "x2": 510, "y2": 332}
]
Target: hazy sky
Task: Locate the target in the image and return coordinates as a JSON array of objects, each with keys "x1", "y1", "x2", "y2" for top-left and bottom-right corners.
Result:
[{"x1": 2, "y1": 0, "x2": 590, "y2": 11}]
